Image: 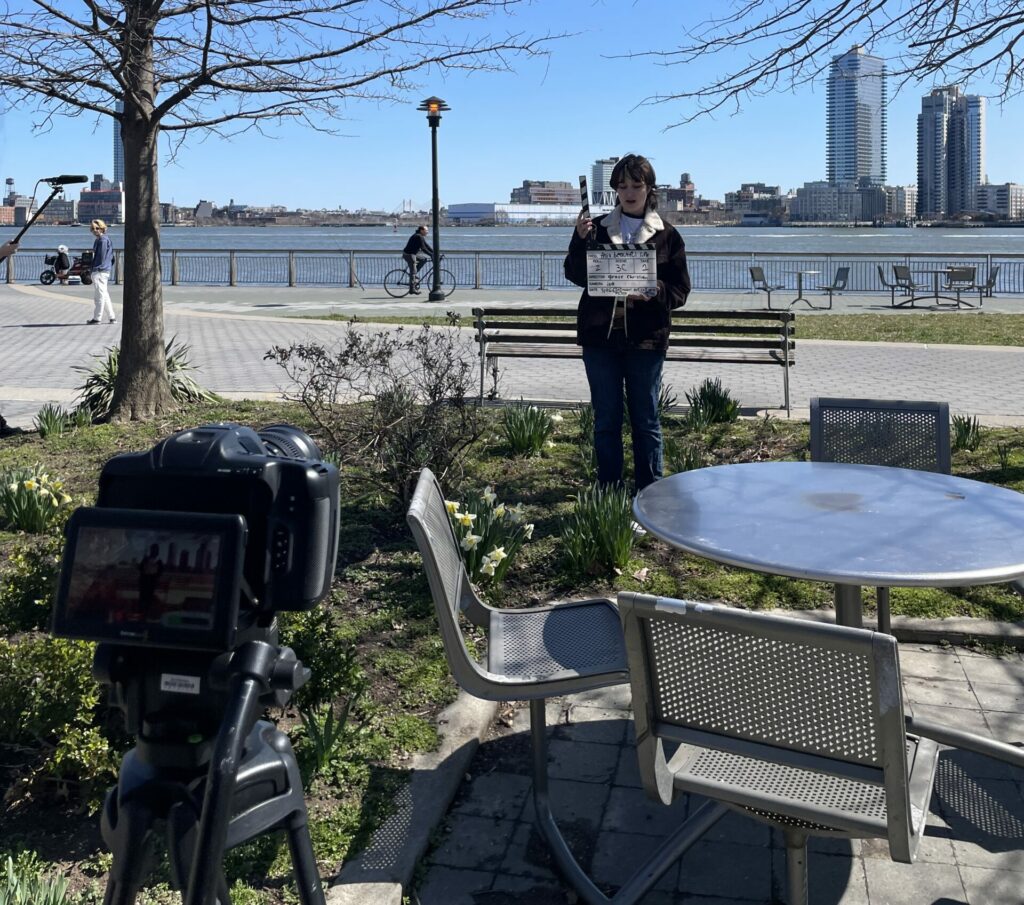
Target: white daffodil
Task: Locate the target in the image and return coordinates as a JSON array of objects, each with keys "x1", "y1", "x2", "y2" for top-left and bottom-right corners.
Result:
[
  {"x1": 523, "y1": 523, "x2": 535, "y2": 539},
  {"x1": 494, "y1": 503, "x2": 506, "y2": 519},
  {"x1": 456, "y1": 511, "x2": 477, "y2": 528},
  {"x1": 23, "y1": 479, "x2": 37, "y2": 491},
  {"x1": 60, "y1": 493, "x2": 72, "y2": 505},
  {"x1": 487, "y1": 546, "x2": 507, "y2": 563},
  {"x1": 7, "y1": 483, "x2": 17, "y2": 492},
  {"x1": 551, "y1": 413, "x2": 564, "y2": 423},
  {"x1": 507, "y1": 503, "x2": 525, "y2": 524},
  {"x1": 460, "y1": 533, "x2": 482, "y2": 551},
  {"x1": 479, "y1": 559, "x2": 497, "y2": 576},
  {"x1": 545, "y1": 440, "x2": 555, "y2": 448},
  {"x1": 482, "y1": 486, "x2": 497, "y2": 505},
  {"x1": 444, "y1": 500, "x2": 460, "y2": 515}
]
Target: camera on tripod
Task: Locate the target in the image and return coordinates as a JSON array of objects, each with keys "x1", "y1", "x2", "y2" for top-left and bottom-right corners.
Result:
[{"x1": 50, "y1": 423, "x2": 340, "y2": 905}]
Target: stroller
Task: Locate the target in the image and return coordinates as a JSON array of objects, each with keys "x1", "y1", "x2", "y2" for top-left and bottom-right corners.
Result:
[{"x1": 40, "y1": 248, "x2": 93, "y2": 285}]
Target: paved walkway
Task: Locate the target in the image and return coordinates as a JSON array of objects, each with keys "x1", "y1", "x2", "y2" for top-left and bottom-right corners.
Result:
[
  {"x1": 2, "y1": 282, "x2": 1024, "y2": 429},
  {"x1": 414, "y1": 641, "x2": 1024, "y2": 905}
]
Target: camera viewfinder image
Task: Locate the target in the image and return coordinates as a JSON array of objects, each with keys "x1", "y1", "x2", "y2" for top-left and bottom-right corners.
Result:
[{"x1": 65, "y1": 526, "x2": 223, "y2": 631}]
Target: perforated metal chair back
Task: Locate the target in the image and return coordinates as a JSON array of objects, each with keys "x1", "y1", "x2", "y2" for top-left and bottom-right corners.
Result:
[
  {"x1": 833, "y1": 266, "x2": 849, "y2": 289},
  {"x1": 980, "y1": 264, "x2": 1000, "y2": 292},
  {"x1": 810, "y1": 397, "x2": 951, "y2": 474},
  {"x1": 945, "y1": 266, "x2": 976, "y2": 288},
  {"x1": 892, "y1": 264, "x2": 914, "y2": 285},
  {"x1": 619, "y1": 592, "x2": 939, "y2": 902},
  {"x1": 406, "y1": 467, "x2": 628, "y2": 702},
  {"x1": 749, "y1": 265, "x2": 768, "y2": 287}
]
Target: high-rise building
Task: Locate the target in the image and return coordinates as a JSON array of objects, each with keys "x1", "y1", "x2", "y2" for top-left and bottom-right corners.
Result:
[
  {"x1": 510, "y1": 180, "x2": 578, "y2": 205},
  {"x1": 917, "y1": 86, "x2": 986, "y2": 217},
  {"x1": 113, "y1": 100, "x2": 125, "y2": 186},
  {"x1": 826, "y1": 46, "x2": 888, "y2": 187},
  {"x1": 590, "y1": 158, "x2": 619, "y2": 206}
]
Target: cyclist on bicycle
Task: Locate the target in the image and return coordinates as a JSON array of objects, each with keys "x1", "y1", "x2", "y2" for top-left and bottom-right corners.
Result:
[{"x1": 402, "y1": 225, "x2": 433, "y2": 294}]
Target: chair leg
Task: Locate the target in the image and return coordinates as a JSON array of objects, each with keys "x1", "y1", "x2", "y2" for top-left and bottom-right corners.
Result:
[
  {"x1": 784, "y1": 829, "x2": 809, "y2": 905},
  {"x1": 528, "y1": 698, "x2": 728, "y2": 905},
  {"x1": 876, "y1": 587, "x2": 891, "y2": 635}
]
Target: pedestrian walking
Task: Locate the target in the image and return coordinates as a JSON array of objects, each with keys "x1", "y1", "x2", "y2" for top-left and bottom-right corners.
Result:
[
  {"x1": 87, "y1": 219, "x2": 115, "y2": 324},
  {"x1": 564, "y1": 153, "x2": 690, "y2": 491}
]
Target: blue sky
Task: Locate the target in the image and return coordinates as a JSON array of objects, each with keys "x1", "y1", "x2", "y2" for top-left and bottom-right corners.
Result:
[{"x1": 1, "y1": 1, "x2": 1022, "y2": 212}]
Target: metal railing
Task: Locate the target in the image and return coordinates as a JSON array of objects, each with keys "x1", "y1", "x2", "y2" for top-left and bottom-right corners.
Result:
[{"x1": 6, "y1": 247, "x2": 1024, "y2": 294}]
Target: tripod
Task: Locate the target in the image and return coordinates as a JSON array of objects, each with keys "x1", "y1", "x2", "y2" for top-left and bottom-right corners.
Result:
[{"x1": 95, "y1": 637, "x2": 325, "y2": 905}]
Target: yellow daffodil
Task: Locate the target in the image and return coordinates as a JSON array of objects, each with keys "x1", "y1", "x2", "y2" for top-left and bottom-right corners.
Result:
[
  {"x1": 456, "y1": 511, "x2": 476, "y2": 528},
  {"x1": 487, "y1": 546, "x2": 507, "y2": 563},
  {"x1": 23, "y1": 479, "x2": 37, "y2": 491},
  {"x1": 444, "y1": 500, "x2": 459, "y2": 515},
  {"x1": 494, "y1": 503, "x2": 506, "y2": 519},
  {"x1": 460, "y1": 533, "x2": 482, "y2": 551}
]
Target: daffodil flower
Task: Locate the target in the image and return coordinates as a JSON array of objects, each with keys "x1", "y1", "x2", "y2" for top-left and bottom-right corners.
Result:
[
  {"x1": 523, "y1": 523, "x2": 535, "y2": 539},
  {"x1": 479, "y1": 559, "x2": 497, "y2": 576},
  {"x1": 60, "y1": 493, "x2": 72, "y2": 504},
  {"x1": 456, "y1": 511, "x2": 476, "y2": 528},
  {"x1": 551, "y1": 413, "x2": 564, "y2": 423},
  {"x1": 494, "y1": 503, "x2": 506, "y2": 519},
  {"x1": 7, "y1": 483, "x2": 16, "y2": 492},
  {"x1": 487, "y1": 546, "x2": 507, "y2": 563},
  {"x1": 545, "y1": 440, "x2": 555, "y2": 448},
  {"x1": 37, "y1": 487, "x2": 50, "y2": 497},
  {"x1": 460, "y1": 533, "x2": 482, "y2": 551},
  {"x1": 482, "y1": 486, "x2": 497, "y2": 505},
  {"x1": 23, "y1": 479, "x2": 37, "y2": 491}
]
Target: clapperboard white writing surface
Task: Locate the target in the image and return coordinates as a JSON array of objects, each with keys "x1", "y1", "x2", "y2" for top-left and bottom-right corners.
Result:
[{"x1": 586, "y1": 243, "x2": 658, "y2": 298}]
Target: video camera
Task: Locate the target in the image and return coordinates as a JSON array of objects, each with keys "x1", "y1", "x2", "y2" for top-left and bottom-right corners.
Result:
[
  {"x1": 49, "y1": 423, "x2": 340, "y2": 905},
  {"x1": 53, "y1": 422, "x2": 340, "y2": 652}
]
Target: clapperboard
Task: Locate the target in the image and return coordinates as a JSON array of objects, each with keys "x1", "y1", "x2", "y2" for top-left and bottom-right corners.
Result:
[{"x1": 585, "y1": 242, "x2": 658, "y2": 298}]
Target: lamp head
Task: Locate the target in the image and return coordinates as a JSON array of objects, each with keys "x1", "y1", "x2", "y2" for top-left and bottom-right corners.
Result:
[{"x1": 417, "y1": 96, "x2": 450, "y2": 124}]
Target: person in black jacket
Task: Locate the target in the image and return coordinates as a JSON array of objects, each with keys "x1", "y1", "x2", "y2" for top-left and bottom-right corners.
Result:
[
  {"x1": 54, "y1": 244, "x2": 71, "y2": 284},
  {"x1": 402, "y1": 225, "x2": 433, "y2": 294},
  {"x1": 564, "y1": 154, "x2": 690, "y2": 491}
]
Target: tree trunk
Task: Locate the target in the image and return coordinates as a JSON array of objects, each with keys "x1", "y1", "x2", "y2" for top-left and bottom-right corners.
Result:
[{"x1": 108, "y1": 9, "x2": 174, "y2": 421}]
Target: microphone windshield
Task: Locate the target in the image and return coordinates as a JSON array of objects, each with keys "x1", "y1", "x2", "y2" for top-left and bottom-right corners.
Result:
[{"x1": 43, "y1": 174, "x2": 89, "y2": 185}]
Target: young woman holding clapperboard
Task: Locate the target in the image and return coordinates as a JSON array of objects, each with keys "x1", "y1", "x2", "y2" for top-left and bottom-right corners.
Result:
[{"x1": 564, "y1": 153, "x2": 690, "y2": 491}]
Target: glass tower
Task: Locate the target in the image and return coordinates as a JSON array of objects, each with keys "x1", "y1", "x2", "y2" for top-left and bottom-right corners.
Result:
[
  {"x1": 916, "y1": 86, "x2": 986, "y2": 217},
  {"x1": 113, "y1": 100, "x2": 125, "y2": 186},
  {"x1": 826, "y1": 46, "x2": 888, "y2": 187}
]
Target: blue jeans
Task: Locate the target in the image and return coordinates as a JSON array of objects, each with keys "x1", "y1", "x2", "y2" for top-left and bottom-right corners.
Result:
[{"x1": 582, "y1": 341, "x2": 665, "y2": 490}]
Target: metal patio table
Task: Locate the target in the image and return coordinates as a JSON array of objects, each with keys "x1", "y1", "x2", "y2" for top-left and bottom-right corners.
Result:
[
  {"x1": 786, "y1": 269, "x2": 820, "y2": 304},
  {"x1": 633, "y1": 461, "x2": 1024, "y2": 628}
]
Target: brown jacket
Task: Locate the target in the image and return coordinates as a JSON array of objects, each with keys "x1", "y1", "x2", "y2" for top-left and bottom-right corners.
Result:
[{"x1": 564, "y1": 207, "x2": 690, "y2": 351}]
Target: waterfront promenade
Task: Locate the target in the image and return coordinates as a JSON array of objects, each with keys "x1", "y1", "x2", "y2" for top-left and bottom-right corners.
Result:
[{"x1": 2, "y1": 281, "x2": 1024, "y2": 430}]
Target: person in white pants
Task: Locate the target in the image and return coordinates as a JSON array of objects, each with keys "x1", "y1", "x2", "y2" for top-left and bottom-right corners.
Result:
[{"x1": 87, "y1": 218, "x2": 116, "y2": 324}]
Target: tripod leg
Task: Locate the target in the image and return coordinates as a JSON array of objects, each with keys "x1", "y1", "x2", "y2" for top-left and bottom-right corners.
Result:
[
  {"x1": 286, "y1": 816, "x2": 326, "y2": 905},
  {"x1": 101, "y1": 779, "x2": 160, "y2": 905}
]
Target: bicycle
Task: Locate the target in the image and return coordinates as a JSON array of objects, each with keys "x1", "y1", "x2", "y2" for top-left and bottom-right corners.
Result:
[{"x1": 384, "y1": 255, "x2": 456, "y2": 299}]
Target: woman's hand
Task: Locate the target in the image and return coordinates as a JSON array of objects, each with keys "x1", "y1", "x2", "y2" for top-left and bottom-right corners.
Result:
[{"x1": 575, "y1": 210, "x2": 593, "y2": 239}]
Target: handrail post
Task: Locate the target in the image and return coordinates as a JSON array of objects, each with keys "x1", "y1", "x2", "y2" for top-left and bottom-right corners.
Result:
[
  {"x1": 114, "y1": 249, "x2": 121, "y2": 285},
  {"x1": 288, "y1": 251, "x2": 296, "y2": 287},
  {"x1": 229, "y1": 251, "x2": 237, "y2": 287},
  {"x1": 349, "y1": 250, "x2": 356, "y2": 288},
  {"x1": 474, "y1": 252, "x2": 481, "y2": 290},
  {"x1": 539, "y1": 251, "x2": 546, "y2": 290},
  {"x1": 474, "y1": 307, "x2": 486, "y2": 402},
  {"x1": 171, "y1": 250, "x2": 179, "y2": 286}
]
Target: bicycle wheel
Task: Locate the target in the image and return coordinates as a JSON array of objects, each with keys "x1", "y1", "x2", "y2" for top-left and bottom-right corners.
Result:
[
  {"x1": 433, "y1": 268, "x2": 456, "y2": 298},
  {"x1": 384, "y1": 268, "x2": 411, "y2": 298}
]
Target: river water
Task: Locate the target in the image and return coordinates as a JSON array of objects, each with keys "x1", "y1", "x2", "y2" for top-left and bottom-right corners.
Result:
[{"x1": 13, "y1": 224, "x2": 1024, "y2": 256}]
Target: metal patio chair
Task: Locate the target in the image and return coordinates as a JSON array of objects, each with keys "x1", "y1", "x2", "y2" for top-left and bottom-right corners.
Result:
[
  {"x1": 876, "y1": 264, "x2": 906, "y2": 306},
  {"x1": 749, "y1": 265, "x2": 785, "y2": 309},
  {"x1": 809, "y1": 397, "x2": 951, "y2": 634},
  {"x1": 892, "y1": 264, "x2": 926, "y2": 306},
  {"x1": 809, "y1": 265, "x2": 849, "y2": 309},
  {"x1": 407, "y1": 468, "x2": 726, "y2": 904},
  {"x1": 619, "y1": 591, "x2": 938, "y2": 905},
  {"x1": 943, "y1": 266, "x2": 979, "y2": 308},
  {"x1": 976, "y1": 264, "x2": 1000, "y2": 302}
]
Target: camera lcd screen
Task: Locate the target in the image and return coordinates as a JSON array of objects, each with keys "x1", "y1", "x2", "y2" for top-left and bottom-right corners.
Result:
[{"x1": 52, "y1": 508, "x2": 246, "y2": 651}]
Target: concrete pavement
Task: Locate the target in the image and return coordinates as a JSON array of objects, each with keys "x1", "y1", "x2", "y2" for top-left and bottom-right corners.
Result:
[{"x1": 2, "y1": 281, "x2": 1024, "y2": 429}]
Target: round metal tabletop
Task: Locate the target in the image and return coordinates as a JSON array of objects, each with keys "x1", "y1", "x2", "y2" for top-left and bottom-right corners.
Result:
[{"x1": 633, "y1": 461, "x2": 1024, "y2": 587}]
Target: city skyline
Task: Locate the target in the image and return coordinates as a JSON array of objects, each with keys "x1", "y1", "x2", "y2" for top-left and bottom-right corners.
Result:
[{"x1": 1, "y1": 1, "x2": 1022, "y2": 212}]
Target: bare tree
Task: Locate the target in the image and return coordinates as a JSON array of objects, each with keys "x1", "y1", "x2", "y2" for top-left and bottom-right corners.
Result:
[
  {"x1": 0, "y1": 1, "x2": 552, "y2": 420},
  {"x1": 635, "y1": 1, "x2": 1024, "y2": 123}
]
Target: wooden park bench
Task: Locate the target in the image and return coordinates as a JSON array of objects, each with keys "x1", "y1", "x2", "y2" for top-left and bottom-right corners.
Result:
[{"x1": 471, "y1": 307, "x2": 796, "y2": 415}]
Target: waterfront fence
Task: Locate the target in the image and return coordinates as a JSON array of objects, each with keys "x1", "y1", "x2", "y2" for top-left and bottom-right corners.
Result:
[{"x1": 6, "y1": 248, "x2": 1024, "y2": 295}]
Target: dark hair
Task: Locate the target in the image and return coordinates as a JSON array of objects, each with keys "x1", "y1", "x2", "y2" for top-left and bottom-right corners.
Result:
[{"x1": 610, "y1": 154, "x2": 658, "y2": 211}]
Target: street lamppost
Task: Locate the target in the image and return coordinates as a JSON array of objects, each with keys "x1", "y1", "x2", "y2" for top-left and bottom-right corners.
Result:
[{"x1": 417, "y1": 96, "x2": 449, "y2": 301}]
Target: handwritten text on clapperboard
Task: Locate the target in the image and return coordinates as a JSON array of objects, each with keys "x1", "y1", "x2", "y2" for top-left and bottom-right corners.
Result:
[{"x1": 586, "y1": 243, "x2": 658, "y2": 298}]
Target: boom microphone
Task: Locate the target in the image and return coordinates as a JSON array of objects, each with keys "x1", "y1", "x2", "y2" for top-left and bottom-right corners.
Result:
[{"x1": 42, "y1": 174, "x2": 88, "y2": 185}]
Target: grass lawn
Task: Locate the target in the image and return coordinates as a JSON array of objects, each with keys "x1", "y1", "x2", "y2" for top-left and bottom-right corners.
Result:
[
  {"x1": 316, "y1": 311, "x2": 1024, "y2": 348},
  {"x1": 1, "y1": 399, "x2": 1023, "y2": 902}
]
